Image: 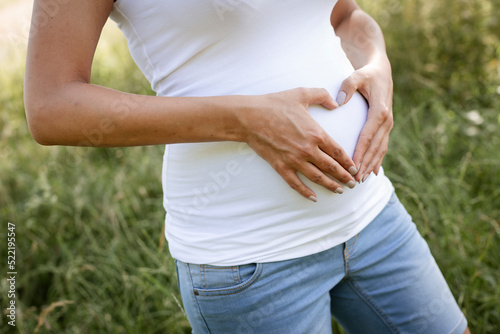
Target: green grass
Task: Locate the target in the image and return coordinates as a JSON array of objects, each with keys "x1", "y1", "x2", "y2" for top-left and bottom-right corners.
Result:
[{"x1": 1, "y1": 0, "x2": 499, "y2": 332}]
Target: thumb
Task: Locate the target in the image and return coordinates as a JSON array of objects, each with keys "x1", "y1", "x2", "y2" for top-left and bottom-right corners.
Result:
[
  {"x1": 306, "y1": 87, "x2": 338, "y2": 110},
  {"x1": 336, "y1": 74, "x2": 359, "y2": 106}
]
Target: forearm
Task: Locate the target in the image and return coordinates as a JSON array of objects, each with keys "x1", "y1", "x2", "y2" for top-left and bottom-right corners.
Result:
[
  {"x1": 330, "y1": 1, "x2": 394, "y2": 180},
  {"x1": 25, "y1": 82, "x2": 248, "y2": 147},
  {"x1": 333, "y1": 8, "x2": 390, "y2": 70}
]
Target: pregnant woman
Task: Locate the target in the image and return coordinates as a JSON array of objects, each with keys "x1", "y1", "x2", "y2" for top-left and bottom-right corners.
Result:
[{"x1": 25, "y1": 0, "x2": 469, "y2": 333}]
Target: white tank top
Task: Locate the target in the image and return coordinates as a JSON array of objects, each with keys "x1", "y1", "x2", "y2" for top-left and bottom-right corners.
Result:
[{"x1": 110, "y1": 0, "x2": 394, "y2": 265}]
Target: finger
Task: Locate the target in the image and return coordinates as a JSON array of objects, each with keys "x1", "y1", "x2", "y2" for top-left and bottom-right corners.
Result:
[
  {"x1": 302, "y1": 87, "x2": 338, "y2": 110},
  {"x1": 312, "y1": 150, "x2": 356, "y2": 189},
  {"x1": 352, "y1": 127, "x2": 371, "y2": 177},
  {"x1": 336, "y1": 71, "x2": 363, "y2": 106},
  {"x1": 352, "y1": 106, "x2": 392, "y2": 179},
  {"x1": 300, "y1": 162, "x2": 345, "y2": 193},
  {"x1": 357, "y1": 121, "x2": 391, "y2": 181},
  {"x1": 374, "y1": 158, "x2": 384, "y2": 176},
  {"x1": 319, "y1": 135, "x2": 358, "y2": 177},
  {"x1": 279, "y1": 168, "x2": 318, "y2": 202},
  {"x1": 354, "y1": 120, "x2": 381, "y2": 178},
  {"x1": 373, "y1": 133, "x2": 389, "y2": 176},
  {"x1": 357, "y1": 127, "x2": 385, "y2": 180},
  {"x1": 251, "y1": 144, "x2": 317, "y2": 201},
  {"x1": 360, "y1": 132, "x2": 389, "y2": 180}
]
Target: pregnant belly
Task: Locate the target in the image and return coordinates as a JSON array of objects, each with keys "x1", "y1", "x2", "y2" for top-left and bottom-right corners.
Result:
[
  {"x1": 163, "y1": 90, "x2": 368, "y2": 220},
  {"x1": 309, "y1": 90, "x2": 368, "y2": 158}
]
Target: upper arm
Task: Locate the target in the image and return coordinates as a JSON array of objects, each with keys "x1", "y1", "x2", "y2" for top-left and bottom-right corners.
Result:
[
  {"x1": 24, "y1": 0, "x2": 114, "y2": 111},
  {"x1": 330, "y1": 0, "x2": 360, "y2": 30}
]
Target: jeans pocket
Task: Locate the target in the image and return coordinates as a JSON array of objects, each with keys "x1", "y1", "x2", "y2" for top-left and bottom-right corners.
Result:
[{"x1": 190, "y1": 262, "x2": 263, "y2": 297}]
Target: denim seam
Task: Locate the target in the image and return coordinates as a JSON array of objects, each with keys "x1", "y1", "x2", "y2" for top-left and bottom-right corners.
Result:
[
  {"x1": 200, "y1": 265, "x2": 206, "y2": 289},
  {"x1": 343, "y1": 234, "x2": 359, "y2": 276},
  {"x1": 197, "y1": 266, "x2": 249, "y2": 285},
  {"x1": 342, "y1": 244, "x2": 351, "y2": 277},
  {"x1": 345, "y1": 234, "x2": 359, "y2": 259},
  {"x1": 233, "y1": 266, "x2": 240, "y2": 285},
  {"x1": 186, "y1": 263, "x2": 211, "y2": 333},
  {"x1": 450, "y1": 314, "x2": 467, "y2": 334},
  {"x1": 351, "y1": 234, "x2": 359, "y2": 256},
  {"x1": 346, "y1": 278, "x2": 401, "y2": 334},
  {"x1": 194, "y1": 264, "x2": 264, "y2": 297}
]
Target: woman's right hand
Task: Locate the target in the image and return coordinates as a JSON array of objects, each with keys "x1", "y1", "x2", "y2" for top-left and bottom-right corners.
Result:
[{"x1": 238, "y1": 88, "x2": 358, "y2": 202}]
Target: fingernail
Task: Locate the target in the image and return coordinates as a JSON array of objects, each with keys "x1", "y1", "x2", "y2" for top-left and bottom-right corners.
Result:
[
  {"x1": 336, "y1": 91, "x2": 346, "y2": 106},
  {"x1": 308, "y1": 195, "x2": 318, "y2": 203},
  {"x1": 335, "y1": 187, "x2": 344, "y2": 194},
  {"x1": 329, "y1": 96, "x2": 340, "y2": 108},
  {"x1": 347, "y1": 180, "x2": 356, "y2": 189},
  {"x1": 348, "y1": 166, "x2": 358, "y2": 176},
  {"x1": 362, "y1": 174, "x2": 369, "y2": 183}
]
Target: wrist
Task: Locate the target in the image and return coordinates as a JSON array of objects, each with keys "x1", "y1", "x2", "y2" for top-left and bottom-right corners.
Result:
[
  {"x1": 368, "y1": 53, "x2": 391, "y2": 70},
  {"x1": 212, "y1": 94, "x2": 260, "y2": 144}
]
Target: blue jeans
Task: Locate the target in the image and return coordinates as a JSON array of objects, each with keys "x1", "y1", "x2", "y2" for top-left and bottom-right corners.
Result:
[{"x1": 175, "y1": 192, "x2": 467, "y2": 333}]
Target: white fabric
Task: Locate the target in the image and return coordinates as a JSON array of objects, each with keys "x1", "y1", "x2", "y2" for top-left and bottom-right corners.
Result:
[{"x1": 110, "y1": 0, "x2": 394, "y2": 265}]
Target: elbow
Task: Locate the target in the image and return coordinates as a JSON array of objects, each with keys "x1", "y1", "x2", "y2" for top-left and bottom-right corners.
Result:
[
  {"x1": 24, "y1": 78, "x2": 88, "y2": 146},
  {"x1": 24, "y1": 97, "x2": 58, "y2": 146},
  {"x1": 26, "y1": 116, "x2": 54, "y2": 146}
]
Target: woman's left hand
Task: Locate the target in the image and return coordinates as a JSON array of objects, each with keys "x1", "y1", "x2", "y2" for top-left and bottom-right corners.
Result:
[{"x1": 335, "y1": 60, "x2": 394, "y2": 183}]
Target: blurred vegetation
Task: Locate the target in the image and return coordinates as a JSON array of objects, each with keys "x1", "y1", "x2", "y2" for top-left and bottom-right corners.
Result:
[{"x1": 1, "y1": 0, "x2": 499, "y2": 333}]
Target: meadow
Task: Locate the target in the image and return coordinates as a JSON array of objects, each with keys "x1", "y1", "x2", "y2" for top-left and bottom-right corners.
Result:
[{"x1": 0, "y1": 0, "x2": 499, "y2": 333}]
